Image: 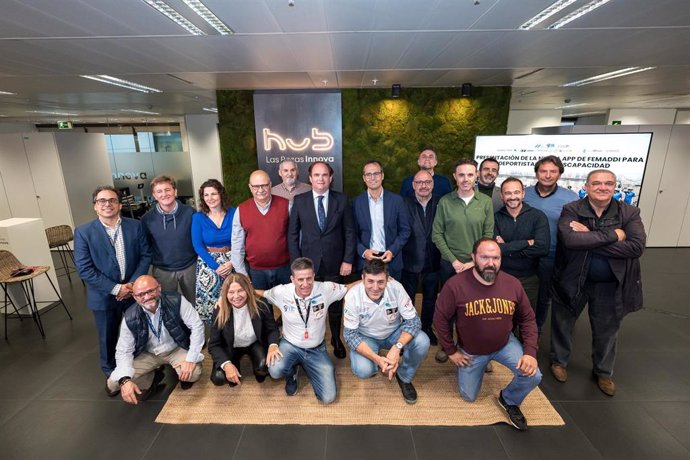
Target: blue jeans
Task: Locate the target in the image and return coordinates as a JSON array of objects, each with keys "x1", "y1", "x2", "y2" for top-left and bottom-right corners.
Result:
[
  {"x1": 349, "y1": 324, "x2": 430, "y2": 383},
  {"x1": 248, "y1": 264, "x2": 291, "y2": 290},
  {"x1": 268, "y1": 339, "x2": 337, "y2": 404},
  {"x1": 457, "y1": 334, "x2": 542, "y2": 406}
]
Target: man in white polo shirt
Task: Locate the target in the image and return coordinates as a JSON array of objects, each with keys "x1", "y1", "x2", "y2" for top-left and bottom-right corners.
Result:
[
  {"x1": 259, "y1": 257, "x2": 348, "y2": 404},
  {"x1": 343, "y1": 259, "x2": 430, "y2": 404}
]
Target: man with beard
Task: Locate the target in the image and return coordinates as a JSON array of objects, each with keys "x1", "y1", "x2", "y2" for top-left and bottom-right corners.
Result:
[
  {"x1": 434, "y1": 238, "x2": 541, "y2": 431},
  {"x1": 271, "y1": 159, "x2": 311, "y2": 202},
  {"x1": 476, "y1": 157, "x2": 503, "y2": 211}
]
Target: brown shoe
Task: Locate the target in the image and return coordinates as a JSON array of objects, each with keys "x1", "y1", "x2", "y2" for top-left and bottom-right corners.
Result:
[
  {"x1": 550, "y1": 364, "x2": 567, "y2": 382},
  {"x1": 596, "y1": 375, "x2": 615, "y2": 396},
  {"x1": 435, "y1": 349, "x2": 448, "y2": 363}
]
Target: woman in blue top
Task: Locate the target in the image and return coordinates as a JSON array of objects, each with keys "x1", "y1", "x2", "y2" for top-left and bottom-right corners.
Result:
[{"x1": 192, "y1": 179, "x2": 235, "y2": 323}]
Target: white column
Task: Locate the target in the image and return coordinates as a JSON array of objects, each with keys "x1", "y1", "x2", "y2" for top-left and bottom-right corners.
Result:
[{"x1": 183, "y1": 114, "x2": 224, "y2": 196}]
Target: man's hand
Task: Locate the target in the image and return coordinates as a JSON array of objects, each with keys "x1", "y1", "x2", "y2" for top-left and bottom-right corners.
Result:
[
  {"x1": 363, "y1": 249, "x2": 381, "y2": 261},
  {"x1": 383, "y1": 347, "x2": 401, "y2": 380},
  {"x1": 380, "y1": 250, "x2": 394, "y2": 263},
  {"x1": 614, "y1": 228, "x2": 627, "y2": 241},
  {"x1": 516, "y1": 355, "x2": 538, "y2": 377},
  {"x1": 452, "y1": 261, "x2": 474, "y2": 274},
  {"x1": 120, "y1": 380, "x2": 141, "y2": 405},
  {"x1": 527, "y1": 239, "x2": 535, "y2": 246},
  {"x1": 175, "y1": 361, "x2": 196, "y2": 382},
  {"x1": 569, "y1": 221, "x2": 590, "y2": 232},
  {"x1": 339, "y1": 262, "x2": 353, "y2": 277},
  {"x1": 495, "y1": 236, "x2": 505, "y2": 244},
  {"x1": 266, "y1": 344, "x2": 283, "y2": 367},
  {"x1": 116, "y1": 283, "x2": 133, "y2": 301},
  {"x1": 376, "y1": 355, "x2": 395, "y2": 374},
  {"x1": 223, "y1": 362, "x2": 242, "y2": 385},
  {"x1": 216, "y1": 261, "x2": 233, "y2": 278},
  {"x1": 448, "y1": 351, "x2": 474, "y2": 367}
]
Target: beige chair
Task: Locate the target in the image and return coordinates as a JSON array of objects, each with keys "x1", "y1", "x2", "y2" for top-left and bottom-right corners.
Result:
[
  {"x1": 0, "y1": 250, "x2": 72, "y2": 339},
  {"x1": 45, "y1": 224, "x2": 80, "y2": 283}
]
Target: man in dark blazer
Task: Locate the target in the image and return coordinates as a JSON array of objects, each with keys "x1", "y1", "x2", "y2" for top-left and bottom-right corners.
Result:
[
  {"x1": 401, "y1": 170, "x2": 442, "y2": 345},
  {"x1": 74, "y1": 185, "x2": 151, "y2": 394},
  {"x1": 288, "y1": 161, "x2": 355, "y2": 358},
  {"x1": 352, "y1": 160, "x2": 411, "y2": 281}
]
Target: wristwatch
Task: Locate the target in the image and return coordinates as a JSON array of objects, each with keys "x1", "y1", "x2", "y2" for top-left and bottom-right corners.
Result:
[
  {"x1": 395, "y1": 342, "x2": 404, "y2": 354},
  {"x1": 118, "y1": 376, "x2": 132, "y2": 387}
]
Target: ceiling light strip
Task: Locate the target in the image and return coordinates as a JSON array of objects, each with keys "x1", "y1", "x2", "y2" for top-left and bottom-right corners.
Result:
[
  {"x1": 142, "y1": 0, "x2": 205, "y2": 35},
  {"x1": 519, "y1": 0, "x2": 577, "y2": 30},
  {"x1": 121, "y1": 109, "x2": 161, "y2": 115},
  {"x1": 81, "y1": 75, "x2": 161, "y2": 93},
  {"x1": 547, "y1": 0, "x2": 613, "y2": 29},
  {"x1": 561, "y1": 67, "x2": 656, "y2": 87},
  {"x1": 182, "y1": 0, "x2": 233, "y2": 35},
  {"x1": 203, "y1": 107, "x2": 218, "y2": 113},
  {"x1": 28, "y1": 110, "x2": 79, "y2": 116},
  {"x1": 0, "y1": 90, "x2": 16, "y2": 95}
]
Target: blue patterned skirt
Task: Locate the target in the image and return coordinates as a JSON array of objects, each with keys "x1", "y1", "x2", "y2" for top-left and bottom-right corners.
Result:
[{"x1": 194, "y1": 252, "x2": 231, "y2": 323}]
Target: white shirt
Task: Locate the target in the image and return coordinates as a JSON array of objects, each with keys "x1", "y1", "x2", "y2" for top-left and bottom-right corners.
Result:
[
  {"x1": 101, "y1": 218, "x2": 126, "y2": 295},
  {"x1": 368, "y1": 191, "x2": 386, "y2": 252},
  {"x1": 264, "y1": 281, "x2": 347, "y2": 348},
  {"x1": 110, "y1": 296, "x2": 205, "y2": 381},
  {"x1": 344, "y1": 278, "x2": 418, "y2": 339},
  {"x1": 232, "y1": 305, "x2": 258, "y2": 348}
]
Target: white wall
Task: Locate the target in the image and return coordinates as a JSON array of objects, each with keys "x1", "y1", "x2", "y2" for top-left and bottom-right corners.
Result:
[
  {"x1": 675, "y1": 110, "x2": 690, "y2": 124},
  {"x1": 183, "y1": 114, "x2": 223, "y2": 196},
  {"x1": 607, "y1": 109, "x2": 677, "y2": 125},
  {"x1": 506, "y1": 109, "x2": 563, "y2": 134},
  {"x1": 0, "y1": 123, "x2": 37, "y2": 133}
]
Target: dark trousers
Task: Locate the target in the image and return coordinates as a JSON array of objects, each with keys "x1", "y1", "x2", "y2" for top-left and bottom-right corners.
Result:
[
  {"x1": 248, "y1": 264, "x2": 291, "y2": 290},
  {"x1": 439, "y1": 259, "x2": 460, "y2": 288},
  {"x1": 401, "y1": 269, "x2": 440, "y2": 329},
  {"x1": 550, "y1": 280, "x2": 620, "y2": 377},
  {"x1": 92, "y1": 299, "x2": 132, "y2": 377},
  {"x1": 315, "y1": 268, "x2": 344, "y2": 342},
  {"x1": 210, "y1": 341, "x2": 268, "y2": 385},
  {"x1": 535, "y1": 256, "x2": 555, "y2": 331}
]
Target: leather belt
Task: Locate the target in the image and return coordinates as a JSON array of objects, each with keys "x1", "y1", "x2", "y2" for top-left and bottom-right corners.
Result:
[{"x1": 206, "y1": 246, "x2": 231, "y2": 253}]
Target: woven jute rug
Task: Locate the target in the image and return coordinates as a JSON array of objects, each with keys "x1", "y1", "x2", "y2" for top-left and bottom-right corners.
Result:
[{"x1": 155, "y1": 351, "x2": 564, "y2": 427}]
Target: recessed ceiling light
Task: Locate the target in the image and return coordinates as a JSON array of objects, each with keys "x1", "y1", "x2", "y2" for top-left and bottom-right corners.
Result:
[
  {"x1": 121, "y1": 109, "x2": 161, "y2": 115},
  {"x1": 202, "y1": 107, "x2": 218, "y2": 113},
  {"x1": 182, "y1": 0, "x2": 233, "y2": 35},
  {"x1": 0, "y1": 90, "x2": 16, "y2": 95},
  {"x1": 81, "y1": 75, "x2": 162, "y2": 93},
  {"x1": 555, "y1": 103, "x2": 589, "y2": 109},
  {"x1": 519, "y1": 0, "x2": 577, "y2": 30},
  {"x1": 28, "y1": 110, "x2": 79, "y2": 116},
  {"x1": 547, "y1": 0, "x2": 613, "y2": 29},
  {"x1": 372, "y1": 78, "x2": 379, "y2": 85},
  {"x1": 561, "y1": 67, "x2": 656, "y2": 87},
  {"x1": 142, "y1": 0, "x2": 204, "y2": 35}
]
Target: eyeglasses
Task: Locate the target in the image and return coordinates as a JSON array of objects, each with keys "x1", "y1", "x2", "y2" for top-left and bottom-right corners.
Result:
[
  {"x1": 95, "y1": 198, "x2": 120, "y2": 206},
  {"x1": 249, "y1": 183, "x2": 271, "y2": 190},
  {"x1": 363, "y1": 171, "x2": 383, "y2": 179},
  {"x1": 133, "y1": 287, "x2": 159, "y2": 299},
  {"x1": 413, "y1": 180, "x2": 433, "y2": 186}
]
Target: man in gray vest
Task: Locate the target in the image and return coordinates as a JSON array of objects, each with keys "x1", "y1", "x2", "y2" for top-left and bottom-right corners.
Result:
[{"x1": 107, "y1": 275, "x2": 204, "y2": 405}]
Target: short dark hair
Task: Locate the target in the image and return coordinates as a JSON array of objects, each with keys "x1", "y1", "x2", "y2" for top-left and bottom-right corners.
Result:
[
  {"x1": 363, "y1": 160, "x2": 383, "y2": 173},
  {"x1": 419, "y1": 146, "x2": 436, "y2": 155},
  {"x1": 586, "y1": 169, "x2": 617, "y2": 183},
  {"x1": 454, "y1": 158, "x2": 478, "y2": 171},
  {"x1": 92, "y1": 185, "x2": 121, "y2": 203},
  {"x1": 362, "y1": 259, "x2": 388, "y2": 276},
  {"x1": 479, "y1": 157, "x2": 500, "y2": 170},
  {"x1": 198, "y1": 178, "x2": 229, "y2": 213},
  {"x1": 472, "y1": 237, "x2": 498, "y2": 254},
  {"x1": 150, "y1": 175, "x2": 176, "y2": 190},
  {"x1": 290, "y1": 257, "x2": 314, "y2": 274},
  {"x1": 308, "y1": 161, "x2": 333, "y2": 176},
  {"x1": 500, "y1": 176, "x2": 524, "y2": 191},
  {"x1": 534, "y1": 155, "x2": 565, "y2": 174}
]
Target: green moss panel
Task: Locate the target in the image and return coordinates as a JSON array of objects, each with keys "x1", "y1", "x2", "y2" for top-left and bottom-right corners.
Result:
[{"x1": 217, "y1": 87, "x2": 510, "y2": 203}]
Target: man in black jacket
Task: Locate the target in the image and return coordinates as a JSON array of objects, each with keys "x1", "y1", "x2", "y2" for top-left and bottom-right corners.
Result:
[
  {"x1": 494, "y1": 177, "x2": 550, "y2": 314},
  {"x1": 549, "y1": 169, "x2": 646, "y2": 396},
  {"x1": 401, "y1": 170, "x2": 441, "y2": 344}
]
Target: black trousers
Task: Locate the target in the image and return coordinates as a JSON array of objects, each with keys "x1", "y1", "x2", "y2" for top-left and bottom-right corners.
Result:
[
  {"x1": 210, "y1": 341, "x2": 268, "y2": 385},
  {"x1": 315, "y1": 267, "x2": 344, "y2": 342}
]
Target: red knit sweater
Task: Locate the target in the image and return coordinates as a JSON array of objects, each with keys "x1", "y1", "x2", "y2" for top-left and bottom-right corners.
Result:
[{"x1": 238, "y1": 196, "x2": 290, "y2": 270}]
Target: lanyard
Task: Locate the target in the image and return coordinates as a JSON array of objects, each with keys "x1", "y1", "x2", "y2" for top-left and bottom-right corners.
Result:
[
  {"x1": 107, "y1": 225, "x2": 120, "y2": 247},
  {"x1": 145, "y1": 310, "x2": 163, "y2": 342},
  {"x1": 294, "y1": 296, "x2": 311, "y2": 339}
]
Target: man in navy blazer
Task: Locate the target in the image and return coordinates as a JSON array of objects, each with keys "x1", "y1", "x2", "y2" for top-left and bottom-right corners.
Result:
[
  {"x1": 288, "y1": 161, "x2": 356, "y2": 358},
  {"x1": 74, "y1": 186, "x2": 151, "y2": 393},
  {"x1": 352, "y1": 160, "x2": 411, "y2": 281}
]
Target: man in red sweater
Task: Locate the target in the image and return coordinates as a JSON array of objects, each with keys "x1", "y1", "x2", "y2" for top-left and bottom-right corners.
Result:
[{"x1": 434, "y1": 238, "x2": 541, "y2": 431}]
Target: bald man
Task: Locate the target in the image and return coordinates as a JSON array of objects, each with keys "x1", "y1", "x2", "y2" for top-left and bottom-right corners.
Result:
[
  {"x1": 107, "y1": 275, "x2": 204, "y2": 404},
  {"x1": 232, "y1": 170, "x2": 292, "y2": 289}
]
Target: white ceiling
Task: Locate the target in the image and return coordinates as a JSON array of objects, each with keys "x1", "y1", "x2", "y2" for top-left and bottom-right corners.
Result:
[{"x1": 0, "y1": 0, "x2": 688, "y2": 123}]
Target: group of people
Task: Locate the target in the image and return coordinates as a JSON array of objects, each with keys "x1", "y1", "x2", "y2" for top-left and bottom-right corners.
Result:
[{"x1": 73, "y1": 147, "x2": 645, "y2": 432}]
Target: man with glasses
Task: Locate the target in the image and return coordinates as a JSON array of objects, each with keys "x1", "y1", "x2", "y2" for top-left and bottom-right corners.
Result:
[
  {"x1": 141, "y1": 175, "x2": 196, "y2": 304},
  {"x1": 352, "y1": 160, "x2": 411, "y2": 281},
  {"x1": 232, "y1": 170, "x2": 291, "y2": 289},
  {"x1": 75, "y1": 185, "x2": 151, "y2": 395},
  {"x1": 400, "y1": 147, "x2": 453, "y2": 199},
  {"x1": 550, "y1": 170, "x2": 645, "y2": 396},
  {"x1": 107, "y1": 275, "x2": 204, "y2": 405},
  {"x1": 401, "y1": 170, "x2": 442, "y2": 344}
]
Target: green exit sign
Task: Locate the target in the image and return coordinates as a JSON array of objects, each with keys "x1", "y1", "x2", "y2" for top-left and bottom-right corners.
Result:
[
  {"x1": 57, "y1": 120, "x2": 73, "y2": 129},
  {"x1": 611, "y1": 120, "x2": 622, "y2": 125}
]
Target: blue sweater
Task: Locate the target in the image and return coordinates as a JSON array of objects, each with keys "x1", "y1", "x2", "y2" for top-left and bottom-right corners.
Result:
[
  {"x1": 141, "y1": 201, "x2": 196, "y2": 271},
  {"x1": 191, "y1": 209, "x2": 235, "y2": 270},
  {"x1": 523, "y1": 185, "x2": 578, "y2": 257}
]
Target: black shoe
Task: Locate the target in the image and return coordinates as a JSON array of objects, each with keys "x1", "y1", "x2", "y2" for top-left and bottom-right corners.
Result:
[
  {"x1": 105, "y1": 380, "x2": 119, "y2": 397},
  {"x1": 423, "y1": 327, "x2": 438, "y2": 346},
  {"x1": 140, "y1": 367, "x2": 166, "y2": 401},
  {"x1": 498, "y1": 391, "x2": 528, "y2": 431},
  {"x1": 331, "y1": 337, "x2": 346, "y2": 359},
  {"x1": 285, "y1": 368, "x2": 299, "y2": 396},
  {"x1": 395, "y1": 374, "x2": 418, "y2": 405},
  {"x1": 180, "y1": 381, "x2": 195, "y2": 390}
]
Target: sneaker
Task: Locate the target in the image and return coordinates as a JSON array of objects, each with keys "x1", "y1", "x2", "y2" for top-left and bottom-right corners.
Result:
[
  {"x1": 594, "y1": 374, "x2": 615, "y2": 396},
  {"x1": 435, "y1": 349, "x2": 448, "y2": 363},
  {"x1": 485, "y1": 361, "x2": 494, "y2": 373},
  {"x1": 550, "y1": 364, "x2": 568, "y2": 383},
  {"x1": 285, "y1": 368, "x2": 299, "y2": 396},
  {"x1": 180, "y1": 381, "x2": 195, "y2": 390},
  {"x1": 498, "y1": 391, "x2": 528, "y2": 431},
  {"x1": 395, "y1": 374, "x2": 418, "y2": 405}
]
